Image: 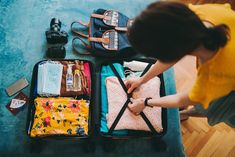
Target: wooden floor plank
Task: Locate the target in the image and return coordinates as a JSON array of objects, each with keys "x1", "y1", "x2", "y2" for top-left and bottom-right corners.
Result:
[
  {"x1": 184, "y1": 131, "x2": 199, "y2": 151},
  {"x1": 227, "y1": 145, "x2": 235, "y2": 157},
  {"x1": 213, "y1": 131, "x2": 235, "y2": 157},
  {"x1": 193, "y1": 118, "x2": 210, "y2": 132},
  {"x1": 196, "y1": 131, "x2": 225, "y2": 157},
  {"x1": 187, "y1": 128, "x2": 217, "y2": 157},
  {"x1": 186, "y1": 131, "x2": 206, "y2": 156}
]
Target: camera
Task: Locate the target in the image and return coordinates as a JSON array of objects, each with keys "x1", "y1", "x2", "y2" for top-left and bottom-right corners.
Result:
[
  {"x1": 45, "y1": 18, "x2": 68, "y2": 44},
  {"x1": 45, "y1": 18, "x2": 68, "y2": 59}
]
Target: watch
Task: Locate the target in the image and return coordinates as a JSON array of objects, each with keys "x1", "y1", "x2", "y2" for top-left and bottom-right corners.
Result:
[{"x1": 144, "y1": 97, "x2": 153, "y2": 108}]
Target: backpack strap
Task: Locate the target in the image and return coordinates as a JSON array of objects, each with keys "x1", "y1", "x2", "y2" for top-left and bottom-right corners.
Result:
[
  {"x1": 91, "y1": 13, "x2": 112, "y2": 21},
  {"x1": 71, "y1": 21, "x2": 89, "y2": 38},
  {"x1": 88, "y1": 37, "x2": 110, "y2": 44},
  {"x1": 72, "y1": 37, "x2": 91, "y2": 55},
  {"x1": 115, "y1": 27, "x2": 128, "y2": 32}
]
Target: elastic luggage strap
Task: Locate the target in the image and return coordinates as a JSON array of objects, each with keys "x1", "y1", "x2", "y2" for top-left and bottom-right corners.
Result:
[{"x1": 108, "y1": 63, "x2": 157, "y2": 134}]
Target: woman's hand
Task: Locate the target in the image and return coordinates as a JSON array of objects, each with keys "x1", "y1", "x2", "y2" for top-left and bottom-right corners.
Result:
[
  {"x1": 125, "y1": 77, "x2": 143, "y2": 93},
  {"x1": 128, "y1": 98, "x2": 146, "y2": 115}
]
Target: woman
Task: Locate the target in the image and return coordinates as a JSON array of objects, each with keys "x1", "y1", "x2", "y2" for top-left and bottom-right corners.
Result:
[{"x1": 126, "y1": 1, "x2": 235, "y2": 127}]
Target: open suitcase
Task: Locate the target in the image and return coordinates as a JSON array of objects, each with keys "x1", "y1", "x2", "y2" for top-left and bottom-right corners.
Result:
[
  {"x1": 26, "y1": 59, "x2": 97, "y2": 152},
  {"x1": 26, "y1": 57, "x2": 167, "y2": 152},
  {"x1": 95, "y1": 58, "x2": 168, "y2": 151}
]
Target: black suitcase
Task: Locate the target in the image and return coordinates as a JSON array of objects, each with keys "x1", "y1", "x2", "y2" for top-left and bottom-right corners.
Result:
[
  {"x1": 26, "y1": 57, "x2": 168, "y2": 152},
  {"x1": 26, "y1": 59, "x2": 96, "y2": 152},
  {"x1": 94, "y1": 57, "x2": 168, "y2": 151}
]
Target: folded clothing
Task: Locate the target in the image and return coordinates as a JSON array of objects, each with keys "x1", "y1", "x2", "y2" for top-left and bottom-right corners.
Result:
[
  {"x1": 123, "y1": 61, "x2": 152, "y2": 72},
  {"x1": 124, "y1": 69, "x2": 143, "y2": 78},
  {"x1": 106, "y1": 76, "x2": 163, "y2": 132},
  {"x1": 30, "y1": 97, "x2": 89, "y2": 137},
  {"x1": 100, "y1": 64, "x2": 128, "y2": 135},
  {"x1": 37, "y1": 61, "x2": 63, "y2": 96}
]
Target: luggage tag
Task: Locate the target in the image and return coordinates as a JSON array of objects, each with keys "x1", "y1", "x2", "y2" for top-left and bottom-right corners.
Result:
[{"x1": 6, "y1": 92, "x2": 29, "y2": 115}]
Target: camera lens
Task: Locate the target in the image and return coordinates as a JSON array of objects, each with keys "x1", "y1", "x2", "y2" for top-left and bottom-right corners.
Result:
[
  {"x1": 46, "y1": 45, "x2": 66, "y2": 59},
  {"x1": 50, "y1": 18, "x2": 61, "y2": 31}
]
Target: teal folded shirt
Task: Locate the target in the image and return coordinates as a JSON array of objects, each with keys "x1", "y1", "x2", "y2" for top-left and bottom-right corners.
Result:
[{"x1": 100, "y1": 63, "x2": 128, "y2": 135}]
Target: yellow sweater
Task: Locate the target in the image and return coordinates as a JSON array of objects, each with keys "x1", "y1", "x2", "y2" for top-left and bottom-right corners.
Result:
[{"x1": 188, "y1": 3, "x2": 235, "y2": 109}]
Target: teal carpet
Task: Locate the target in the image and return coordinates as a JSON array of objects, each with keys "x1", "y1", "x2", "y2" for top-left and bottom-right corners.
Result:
[{"x1": 0, "y1": 0, "x2": 185, "y2": 156}]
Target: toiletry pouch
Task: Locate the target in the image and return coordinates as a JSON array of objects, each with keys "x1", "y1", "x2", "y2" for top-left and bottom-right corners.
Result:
[
  {"x1": 27, "y1": 59, "x2": 93, "y2": 139},
  {"x1": 35, "y1": 60, "x2": 91, "y2": 97},
  {"x1": 60, "y1": 60, "x2": 91, "y2": 97}
]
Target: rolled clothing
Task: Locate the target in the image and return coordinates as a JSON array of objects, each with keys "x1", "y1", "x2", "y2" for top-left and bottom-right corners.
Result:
[{"x1": 123, "y1": 61, "x2": 152, "y2": 71}]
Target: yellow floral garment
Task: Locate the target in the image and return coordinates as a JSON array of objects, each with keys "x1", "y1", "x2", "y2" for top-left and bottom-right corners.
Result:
[{"x1": 30, "y1": 97, "x2": 89, "y2": 137}]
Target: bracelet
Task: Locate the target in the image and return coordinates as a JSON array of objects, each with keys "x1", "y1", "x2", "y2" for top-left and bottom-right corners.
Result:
[{"x1": 144, "y1": 97, "x2": 153, "y2": 108}]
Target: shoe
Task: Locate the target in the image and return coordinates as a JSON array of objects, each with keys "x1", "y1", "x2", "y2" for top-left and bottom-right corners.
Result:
[{"x1": 180, "y1": 111, "x2": 189, "y2": 121}]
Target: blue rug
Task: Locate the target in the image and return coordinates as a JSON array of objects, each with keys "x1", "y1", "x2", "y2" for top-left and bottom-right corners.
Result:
[{"x1": 0, "y1": 0, "x2": 185, "y2": 156}]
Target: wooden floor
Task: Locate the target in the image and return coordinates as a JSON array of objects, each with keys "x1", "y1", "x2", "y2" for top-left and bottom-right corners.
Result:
[{"x1": 174, "y1": 56, "x2": 235, "y2": 157}]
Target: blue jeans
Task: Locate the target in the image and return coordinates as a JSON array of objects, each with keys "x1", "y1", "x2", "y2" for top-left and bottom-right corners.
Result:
[{"x1": 195, "y1": 91, "x2": 235, "y2": 128}]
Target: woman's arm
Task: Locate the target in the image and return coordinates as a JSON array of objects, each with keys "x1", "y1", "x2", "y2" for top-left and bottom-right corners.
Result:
[
  {"x1": 126, "y1": 60, "x2": 178, "y2": 93},
  {"x1": 147, "y1": 91, "x2": 198, "y2": 108},
  {"x1": 140, "y1": 60, "x2": 178, "y2": 84},
  {"x1": 128, "y1": 91, "x2": 198, "y2": 114}
]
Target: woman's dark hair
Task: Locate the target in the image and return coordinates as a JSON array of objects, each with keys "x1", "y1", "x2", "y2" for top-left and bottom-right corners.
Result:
[{"x1": 128, "y1": 1, "x2": 230, "y2": 62}]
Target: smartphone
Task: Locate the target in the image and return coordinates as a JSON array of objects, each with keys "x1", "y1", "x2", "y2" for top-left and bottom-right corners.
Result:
[{"x1": 6, "y1": 78, "x2": 29, "y2": 96}]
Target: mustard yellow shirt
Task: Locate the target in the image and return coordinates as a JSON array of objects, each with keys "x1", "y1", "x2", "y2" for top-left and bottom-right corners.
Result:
[{"x1": 188, "y1": 3, "x2": 235, "y2": 109}]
